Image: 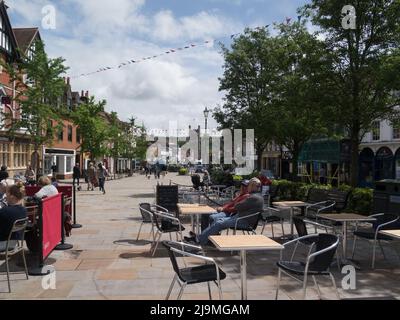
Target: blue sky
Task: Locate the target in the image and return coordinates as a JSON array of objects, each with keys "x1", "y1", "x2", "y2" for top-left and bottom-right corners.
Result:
[{"x1": 7, "y1": 0, "x2": 309, "y2": 129}]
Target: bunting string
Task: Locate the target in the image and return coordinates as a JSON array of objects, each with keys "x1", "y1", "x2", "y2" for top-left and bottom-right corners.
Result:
[{"x1": 70, "y1": 24, "x2": 272, "y2": 79}]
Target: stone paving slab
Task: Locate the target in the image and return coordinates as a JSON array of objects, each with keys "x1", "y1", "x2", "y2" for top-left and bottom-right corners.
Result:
[{"x1": 0, "y1": 174, "x2": 399, "y2": 300}]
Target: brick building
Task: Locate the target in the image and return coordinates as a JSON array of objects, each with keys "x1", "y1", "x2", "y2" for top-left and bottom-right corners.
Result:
[{"x1": 0, "y1": 2, "x2": 39, "y2": 178}]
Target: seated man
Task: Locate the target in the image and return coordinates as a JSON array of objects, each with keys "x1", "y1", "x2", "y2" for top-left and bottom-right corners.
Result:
[
  {"x1": 35, "y1": 176, "x2": 59, "y2": 199},
  {"x1": 0, "y1": 183, "x2": 27, "y2": 251},
  {"x1": 186, "y1": 178, "x2": 264, "y2": 245},
  {"x1": 197, "y1": 180, "x2": 250, "y2": 232}
]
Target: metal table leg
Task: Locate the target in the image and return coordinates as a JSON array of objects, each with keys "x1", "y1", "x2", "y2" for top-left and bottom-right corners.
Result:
[
  {"x1": 196, "y1": 214, "x2": 200, "y2": 235},
  {"x1": 340, "y1": 221, "x2": 361, "y2": 270},
  {"x1": 240, "y1": 250, "x2": 247, "y2": 300},
  {"x1": 290, "y1": 207, "x2": 295, "y2": 237}
]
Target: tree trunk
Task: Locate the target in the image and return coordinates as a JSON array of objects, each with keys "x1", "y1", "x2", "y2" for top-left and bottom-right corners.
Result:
[
  {"x1": 256, "y1": 145, "x2": 263, "y2": 172},
  {"x1": 349, "y1": 131, "x2": 360, "y2": 188}
]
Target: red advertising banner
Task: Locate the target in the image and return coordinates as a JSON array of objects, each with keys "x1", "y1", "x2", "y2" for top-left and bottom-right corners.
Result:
[{"x1": 41, "y1": 194, "x2": 62, "y2": 260}]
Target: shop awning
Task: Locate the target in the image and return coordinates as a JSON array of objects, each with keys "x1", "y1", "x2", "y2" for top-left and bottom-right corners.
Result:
[{"x1": 298, "y1": 139, "x2": 351, "y2": 163}]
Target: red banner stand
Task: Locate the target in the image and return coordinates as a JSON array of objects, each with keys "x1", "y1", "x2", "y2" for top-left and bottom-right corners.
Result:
[{"x1": 28, "y1": 194, "x2": 62, "y2": 276}]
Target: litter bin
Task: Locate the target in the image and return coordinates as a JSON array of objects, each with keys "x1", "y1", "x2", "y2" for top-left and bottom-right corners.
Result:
[{"x1": 373, "y1": 180, "x2": 400, "y2": 216}]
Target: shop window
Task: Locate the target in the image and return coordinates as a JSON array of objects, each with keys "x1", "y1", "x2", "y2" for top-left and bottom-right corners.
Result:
[
  {"x1": 68, "y1": 125, "x2": 73, "y2": 142},
  {"x1": 66, "y1": 157, "x2": 73, "y2": 172}
]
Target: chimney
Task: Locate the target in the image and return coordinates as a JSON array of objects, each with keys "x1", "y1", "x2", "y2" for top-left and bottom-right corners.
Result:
[
  {"x1": 81, "y1": 90, "x2": 84, "y2": 97},
  {"x1": 85, "y1": 91, "x2": 89, "y2": 97},
  {"x1": 67, "y1": 77, "x2": 70, "y2": 85}
]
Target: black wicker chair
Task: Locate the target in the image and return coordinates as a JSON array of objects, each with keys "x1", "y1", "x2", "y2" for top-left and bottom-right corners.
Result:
[{"x1": 163, "y1": 241, "x2": 226, "y2": 300}]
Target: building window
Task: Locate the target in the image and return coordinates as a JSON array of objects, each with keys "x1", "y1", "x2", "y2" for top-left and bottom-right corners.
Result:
[
  {"x1": 76, "y1": 128, "x2": 81, "y2": 143},
  {"x1": 393, "y1": 124, "x2": 400, "y2": 140},
  {"x1": 13, "y1": 144, "x2": 29, "y2": 168},
  {"x1": 66, "y1": 156, "x2": 73, "y2": 172},
  {"x1": 372, "y1": 121, "x2": 381, "y2": 141},
  {"x1": 0, "y1": 16, "x2": 11, "y2": 53},
  {"x1": 0, "y1": 143, "x2": 9, "y2": 167},
  {"x1": 58, "y1": 128, "x2": 64, "y2": 141},
  {"x1": 68, "y1": 125, "x2": 73, "y2": 142}
]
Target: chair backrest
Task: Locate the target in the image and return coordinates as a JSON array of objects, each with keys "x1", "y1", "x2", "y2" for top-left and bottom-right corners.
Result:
[
  {"x1": 326, "y1": 190, "x2": 350, "y2": 212},
  {"x1": 309, "y1": 234, "x2": 339, "y2": 272},
  {"x1": 139, "y1": 203, "x2": 153, "y2": 223},
  {"x1": 374, "y1": 213, "x2": 400, "y2": 231},
  {"x1": 307, "y1": 188, "x2": 328, "y2": 204},
  {"x1": 191, "y1": 174, "x2": 201, "y2": 190},
  {"x1": 293, "y1": 216, "x2": 308, "y2": 237},
  {"x1": 7, "y1": 217, "x2": 29, "y2": 247},
  {"x1": 162, "y1": 241, "x2": 184, "y2": 281},
  {"x1": 244, "y1": 212, "x2": 262, "y2": 231},
  {"x1": 269, "y1": 185, "x2": 279, "y2": 199}
]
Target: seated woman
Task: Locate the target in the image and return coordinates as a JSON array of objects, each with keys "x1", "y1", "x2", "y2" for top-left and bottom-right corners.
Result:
[
  {"x1": 0, "y1": 183, "x2": 27, "y2": 251},
  {"x1": 35, "y1": 176, "x2": 59, "y2": 199}
]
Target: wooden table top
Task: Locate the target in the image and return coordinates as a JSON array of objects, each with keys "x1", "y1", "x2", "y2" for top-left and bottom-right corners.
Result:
[
  {"x1": 380, "y1": 230, "x2": 400, "y2": 239},
  {"x1": 318, "y1": 213, "x2": 376, "y2": 222},
  {"x1": 178, "y1": 204, "x2": 215, "y2": 215},
  {"x1": 209, "y1": 235, "x2": 284, "y2": 251},
  {"x1": 273, "y1": 201, "x2": 309, "y2": 207}
]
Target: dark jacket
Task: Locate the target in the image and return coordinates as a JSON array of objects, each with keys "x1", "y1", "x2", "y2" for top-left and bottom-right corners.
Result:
[
  {"x1": 0, "y1": 205, "x2": 27, "y2": 241},
  {"x1": 234, "y1": 192, "x2": 264, "y2": 226},
  {"x1": 0, "y1": 170, "x2": 8, "y2": 181},
  {"x1": 73, "y1": 166, "x2": 81, "y2": 178}
]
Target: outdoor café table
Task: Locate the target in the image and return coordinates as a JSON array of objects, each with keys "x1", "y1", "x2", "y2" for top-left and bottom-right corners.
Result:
[
  {"x1": 318, "y1": 213, "x2": 376, "y2": 269},
  {"x1": 272, "y1": 201, "x2": 310, "y2": 238},
  {"x1": 209, "y1": 235, "x2": 284, "y2": 300},
  {"x1": 380, "y1": 230, "x2": 400, "y2": 239},
  {"x1": 177, "y1": 204, "x2": 216, "y2": 234}
]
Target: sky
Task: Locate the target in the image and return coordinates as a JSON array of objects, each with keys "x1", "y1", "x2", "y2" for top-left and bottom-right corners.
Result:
[{"x1": 6, "y1": 0, "x2": 308, "y2": 131}]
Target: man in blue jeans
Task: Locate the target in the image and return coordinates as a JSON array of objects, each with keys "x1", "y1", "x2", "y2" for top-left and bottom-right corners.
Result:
[{"x1": 185, "y1": 178, "x2": 264, "y2": 245}]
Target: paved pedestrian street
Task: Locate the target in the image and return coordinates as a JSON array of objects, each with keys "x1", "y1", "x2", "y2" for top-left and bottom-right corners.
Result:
[{"x1": 1, "y1": 174, "x2": 400, "y2": 300}]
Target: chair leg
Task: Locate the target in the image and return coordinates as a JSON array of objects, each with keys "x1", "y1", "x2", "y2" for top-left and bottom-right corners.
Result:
[
  {"x1": 280, "y1": 220, "x2": 285, "y2": 236},
  {"x1": 166, "y1": 275, "x2": 177, "y2": 300},
  {"x1": 21, "y1": 249, "x2": 29, "y2": 280},
  {"x1": 302, "y1": 274, "x2": 308, "y2": 300},
  {"x1": 378, "y1": 241, "x2": 387, "y2": 261},
  {"x1": 351, "y1": 235, "x2": 358, "y2": 259},
  {"x1": 207, "y1": 282, "x2": 212, "y2": 300},
  {"x1": 372, "y1": 239, "x2": 377, "y2": 269},
  {"x1": 150, "y1": 225, "x2": 155, "y2": 242},
  {"x1": 152, "y1": 233, "x2": 162, "y2": 257},
  {"x1": 275, "y1": 269, "x2": 282, "y2": 300},
  {"x1": 261, "y1": 222, "x2": 266, "y2": 235},
  {"x1": 329, "y1": 273, "x2": 340, "y2": 300},
  {"x1": 271, "y1": 223, "x2": 275, "y2": 238},
  {"x1": 5, "y1": 255, "x2": 11, "y2": 293},
  {"x1": 177, "y1": 283, "x2": 186, "y2": 300},
  {"x1": 312, "y1": 276, "x2": 322, "y2": 300},
  {"x1": 136, "y1": 222, "x2": 144, "y2": 241},
  {"x1": 169, "y1": 233, "x2": 172, "y2": 241},
  {"x1": 217, "y1": 279, "x2": 223, "y2": 300}
]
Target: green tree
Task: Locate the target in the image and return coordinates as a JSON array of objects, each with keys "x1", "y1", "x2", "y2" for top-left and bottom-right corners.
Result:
[
  {"x1": 270, "y1": 22, "x2": 331, "y2": 179},
  {"x1": 214, "y1": 27, "x2": 280, "y2": 170},
  {"x1": 70, "y1": 97, "x2": 109, "y2": 161},
  {"x1": 301, "y1": 0, "x2": 400, "y2": 186},
  {"x1": 1, "y1": 40, "x2": 68, "y2": 174}
]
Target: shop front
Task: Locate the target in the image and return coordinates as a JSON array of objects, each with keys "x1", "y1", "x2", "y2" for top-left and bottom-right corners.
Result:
[{"x1": 43, "y1": 148, "x2": 75, "y2": 179}]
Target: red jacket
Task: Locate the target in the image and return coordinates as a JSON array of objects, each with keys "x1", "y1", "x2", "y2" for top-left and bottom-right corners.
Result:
[
  {"x1": 259, "y1": 175, "x2": 272, "y2": 186},
  {"x1": 222, "y1": 192, "x2": 250, "y2": 215}
]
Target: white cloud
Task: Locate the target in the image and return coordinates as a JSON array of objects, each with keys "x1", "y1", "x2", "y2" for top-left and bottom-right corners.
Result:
[{"x1": 8, "y1": 0, "x2": 241, "y2": 130}]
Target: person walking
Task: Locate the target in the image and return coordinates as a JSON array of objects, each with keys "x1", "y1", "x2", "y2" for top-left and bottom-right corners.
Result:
[
  {"x1": 51, "y1": 163, "x2": 57, "y2": 179},
  {"x1": 73, "y1": 163, "x2": 81, "y2": 191},
  {"x1": 97, "y1": 163, "x2": 108, "y2": 195},
  {"x1": 87, "y1": 162, "x2": 96, "y2": 191}
]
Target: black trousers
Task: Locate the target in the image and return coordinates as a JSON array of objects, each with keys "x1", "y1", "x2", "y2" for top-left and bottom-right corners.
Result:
[{"x1": 73, "y1": 177, "x2": 80, "y2": 186}]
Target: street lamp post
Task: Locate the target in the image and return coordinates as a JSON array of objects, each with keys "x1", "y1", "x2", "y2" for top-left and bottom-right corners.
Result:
[{"x1": 203, "y1": 107, "x2": 210, "y2": 133}]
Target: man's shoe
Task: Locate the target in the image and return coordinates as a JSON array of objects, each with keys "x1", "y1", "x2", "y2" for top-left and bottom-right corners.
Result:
[{"x1": 189, "y1": 231, "x2": 197, "y2": 238}]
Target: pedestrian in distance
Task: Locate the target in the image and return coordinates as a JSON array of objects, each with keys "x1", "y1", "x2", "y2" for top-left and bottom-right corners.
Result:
[
  {"x1": 73, "y1": 163, "x2": 81, "y2": 191},
  {"x1": 97, "y1": 163, "x2": 108, "y2": 195}
]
